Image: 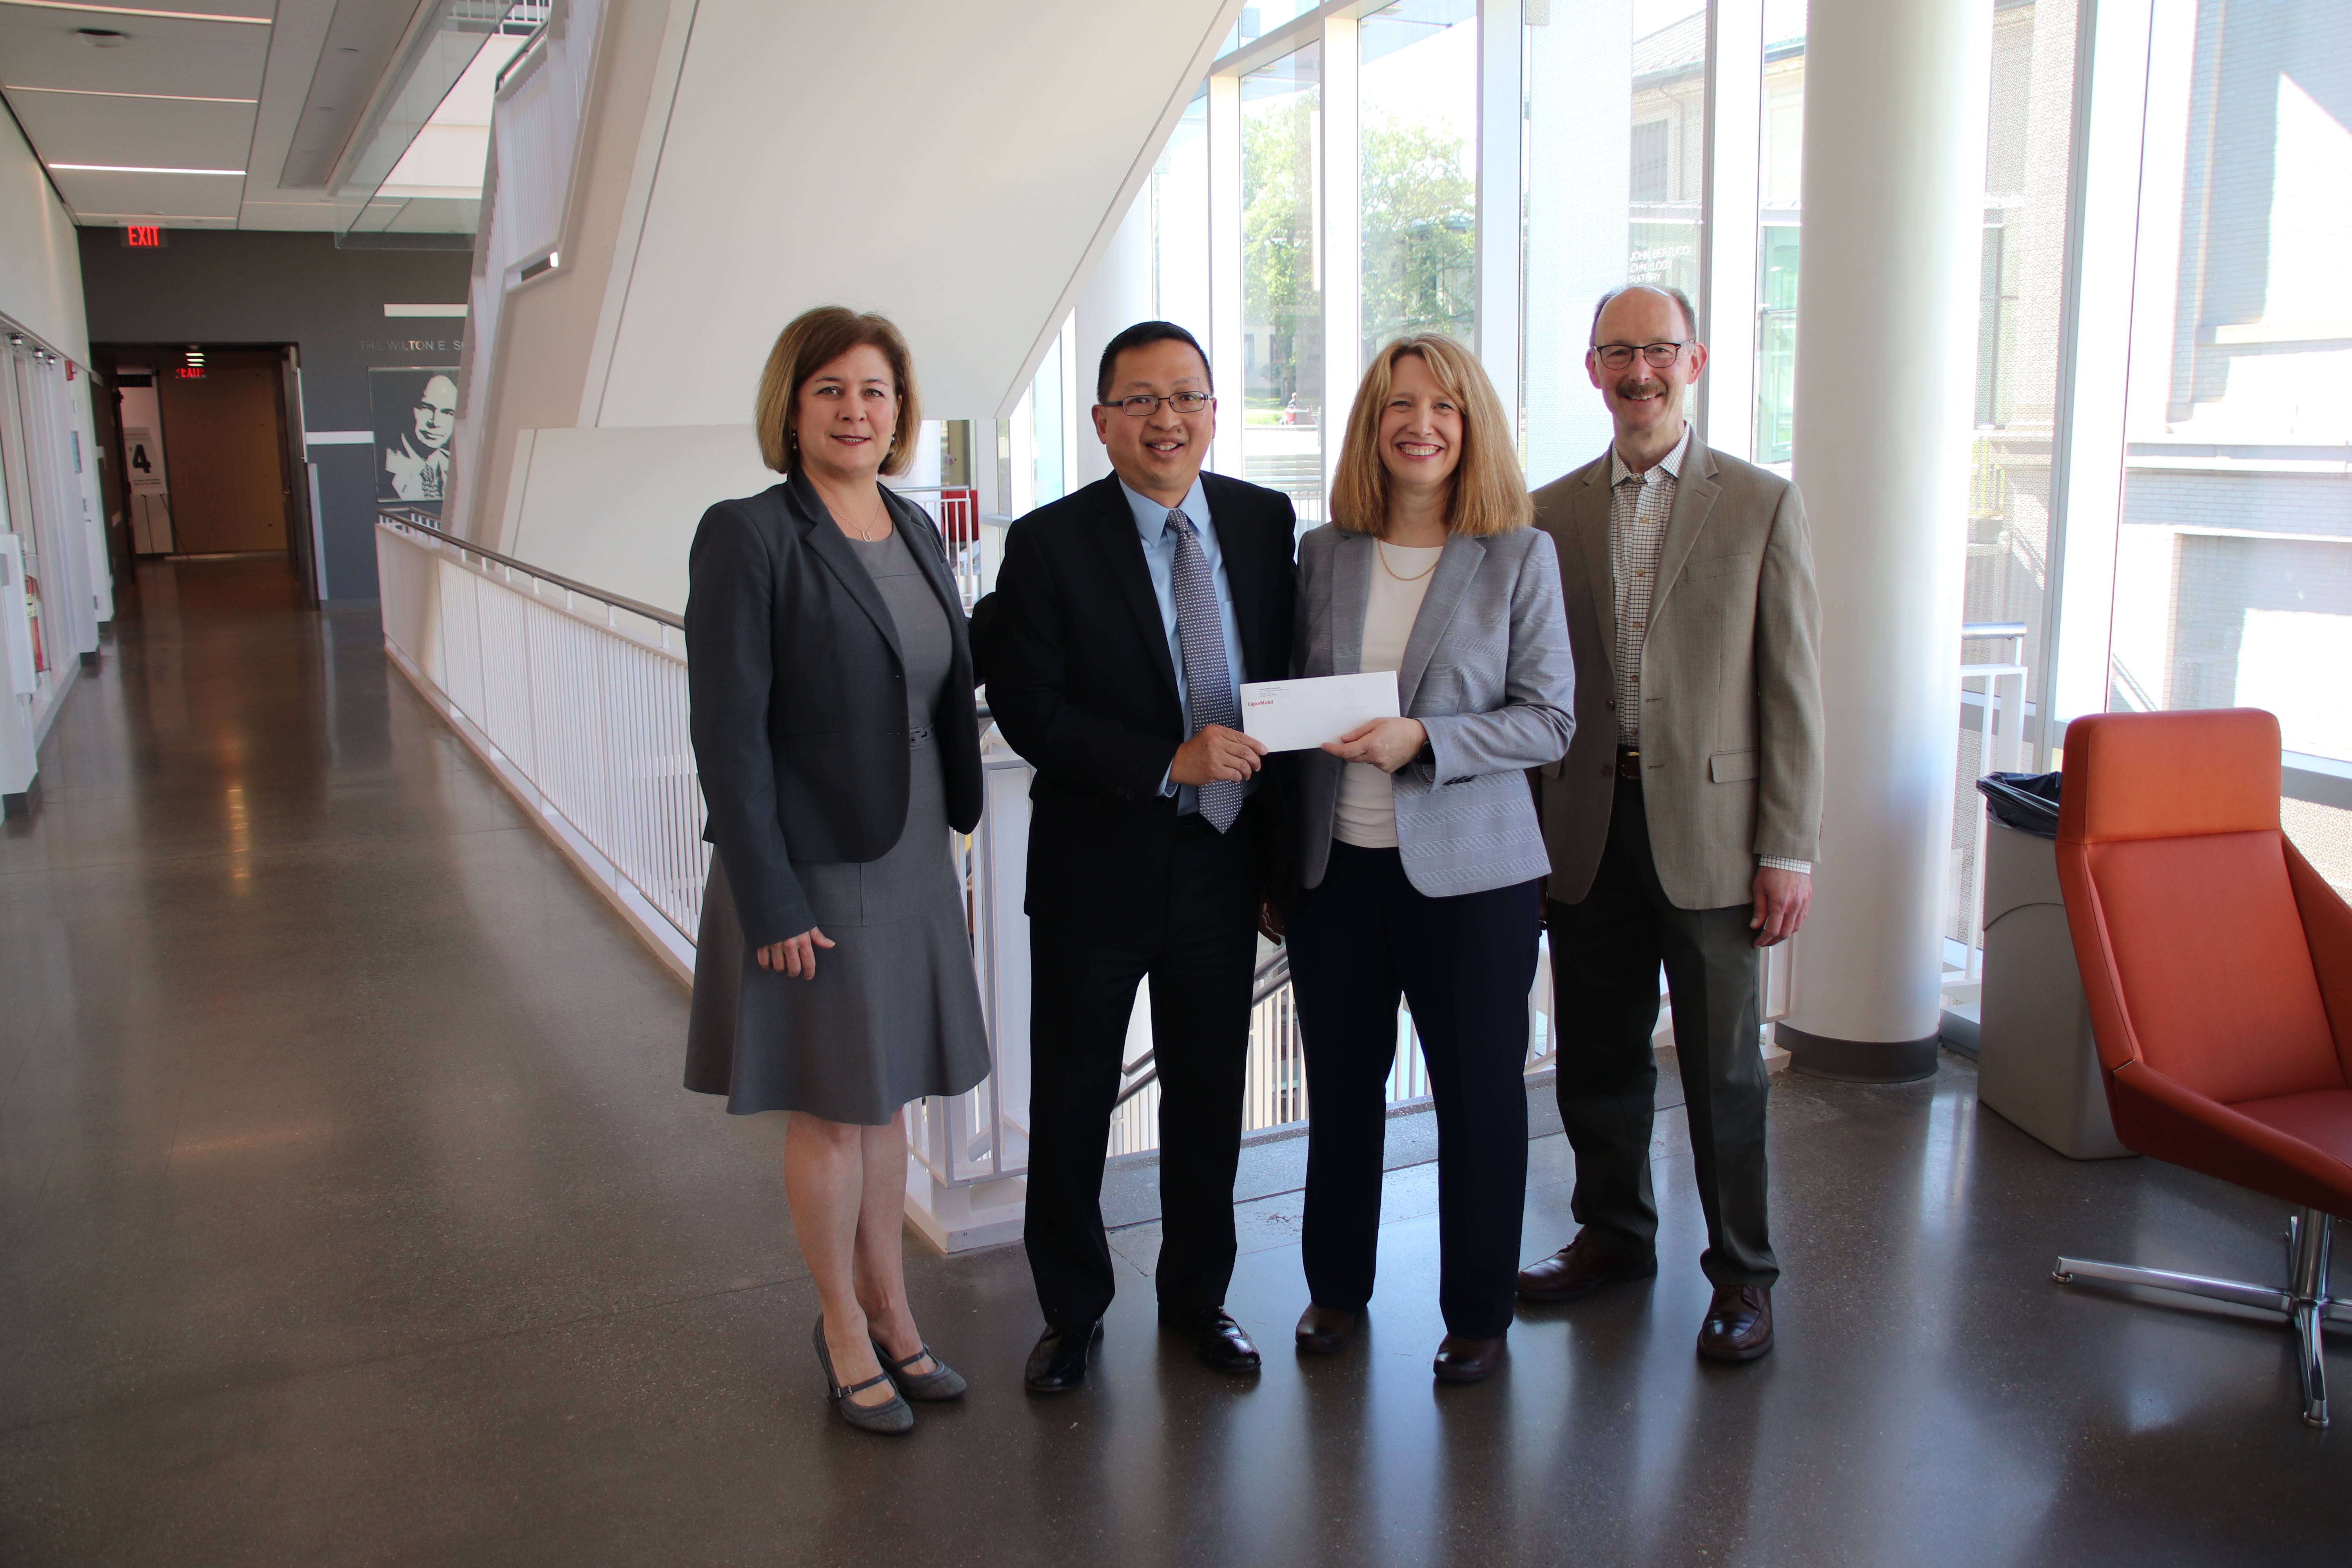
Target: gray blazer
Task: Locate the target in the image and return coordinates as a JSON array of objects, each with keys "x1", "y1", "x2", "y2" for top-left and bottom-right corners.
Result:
[
  {"x1": 1292, "y1": 524, "x2": 1575, "y2": 897},
  {"x1": 1528, "y1": 440, "x2": 1823, "y2": 911}
]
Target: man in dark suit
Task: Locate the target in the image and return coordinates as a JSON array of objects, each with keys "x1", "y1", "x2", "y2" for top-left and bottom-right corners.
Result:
[{"x1": 980, "y1": 321, "x2": 1297, "y2": 1393}]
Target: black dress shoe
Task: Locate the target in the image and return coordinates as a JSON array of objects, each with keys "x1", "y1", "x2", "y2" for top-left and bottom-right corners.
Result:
[
  {"x1": 1023, "y1": 1321, "x2": 1102, "y2": 1394},
  {"x1": 1432, "y1": 1334, "x2": 1506, "y2": 1384},
  {"x1": 1515, "y1": 1232, "x2": 1658, "y2": 1303},
  {"x1": 1696, "y1": 1285, "x2": 1773, "y2": 1362},
  {"x1": 1160, "y1": 1307, "x2": 1262, "y2": 1373},
  {"x1": 1293, "y1": 1304, "x2": 1363, "y2": 1355}
]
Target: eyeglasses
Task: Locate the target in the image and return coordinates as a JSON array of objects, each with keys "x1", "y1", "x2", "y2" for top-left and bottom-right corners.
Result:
[
  {"x1": 1102, "y1": 391, "x2": 1212, "y2": 417},
  {"x1": 1592, "y1": 341, "x2": 1691, "y2": 370}
]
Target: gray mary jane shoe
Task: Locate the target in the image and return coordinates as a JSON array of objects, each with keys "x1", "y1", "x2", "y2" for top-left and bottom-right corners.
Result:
[
  {"x1": 874, "y1": 1339, "x2": 967, "y2": 1401},
  {"x1": 813, "y1": 1319, "x2": 914, "y2": 1435}
]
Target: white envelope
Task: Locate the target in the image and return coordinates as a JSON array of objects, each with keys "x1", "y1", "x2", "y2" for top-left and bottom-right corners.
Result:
[{"x1": 1238, "y1": 670, "x2": 1402, "y2": 753}]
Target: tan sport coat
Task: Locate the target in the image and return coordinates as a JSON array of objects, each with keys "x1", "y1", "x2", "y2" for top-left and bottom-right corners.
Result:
[{"x1": 1529, "y1": 439, "x2": 1823, "y2": 911}]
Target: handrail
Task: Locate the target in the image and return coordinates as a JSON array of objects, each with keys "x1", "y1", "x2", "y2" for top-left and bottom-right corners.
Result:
[
  {"x1": 1111, "y1": 947, "x2": 1293, "y2": 1111},
  {"x1": 377, "y1": 506, "x2": 683, "y2": 630}
]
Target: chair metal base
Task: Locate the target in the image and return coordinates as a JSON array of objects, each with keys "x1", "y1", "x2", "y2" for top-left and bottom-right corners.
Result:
[{"x1": 2055, "y1": 1206, "x2": 2352, "y2": 1428}]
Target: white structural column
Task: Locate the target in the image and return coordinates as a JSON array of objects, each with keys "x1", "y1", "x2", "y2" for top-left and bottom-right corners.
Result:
[{"x1": 1776, "y1": 0, "x2": 1991, "y2": 1082}]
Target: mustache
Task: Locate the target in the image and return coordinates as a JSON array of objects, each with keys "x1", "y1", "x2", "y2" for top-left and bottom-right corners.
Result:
[{"x1": 1613, "y1": 377, "x2": 1667, "y2": 399}]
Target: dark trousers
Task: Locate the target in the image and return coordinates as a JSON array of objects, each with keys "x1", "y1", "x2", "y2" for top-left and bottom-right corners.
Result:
[
  {"x1": 1287, "y1": 843, "x2": 1542, "y2": 1339},
  {"x1": 1549, "y1": 776, "x2": 1778, "y2": 1288},
  {"x1": 1024, "y1": 819, "x2": 1259, "y2": 1329}
]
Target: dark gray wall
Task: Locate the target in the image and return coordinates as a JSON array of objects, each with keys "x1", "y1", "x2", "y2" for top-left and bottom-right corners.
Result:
[{"x1": 78, "y1": 230, "x2": 472, "y2": 599}]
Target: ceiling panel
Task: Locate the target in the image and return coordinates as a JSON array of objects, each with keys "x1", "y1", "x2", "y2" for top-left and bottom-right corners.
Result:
[
  {"x1": 7, "y1": 89, "x2": 256, "y2": 170},
  {"x1": 0, "y1": 9, "x2": 270, "y2": 99},
  {"x1": 234, "y1": 197, "x2": 340, "y2": 228},
  {"x1": 48, "y1": 166, "x2": 245, "y2": 220}
]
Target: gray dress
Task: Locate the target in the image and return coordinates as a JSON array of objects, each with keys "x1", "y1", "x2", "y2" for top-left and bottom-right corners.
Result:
[{"x1": 684, "y1": 526, "x2": 992, "y2": 1124}]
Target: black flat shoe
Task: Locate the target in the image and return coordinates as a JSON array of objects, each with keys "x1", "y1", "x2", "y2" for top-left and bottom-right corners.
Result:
[
  {"x1": 1023, "y1": 1321, "x2": 1102, "y2": 1394},
  {"x1": 1160, "y1": 1307, "x2": 1262, "y2": 1374},
  {"x1": 1432, "y1": 1334, "x2": 1506, "y2": 1385},
  {"x1": 1294, "y1": 1304, "x2": 1363, "y2": 1355}
]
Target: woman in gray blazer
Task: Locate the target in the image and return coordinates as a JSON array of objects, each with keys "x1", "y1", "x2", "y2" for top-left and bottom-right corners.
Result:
[
  {"x1": 684, "y1": 308, "x2": 987, "y2": 1435},
  {"x1": 1283, "y1": 334, "x2": 1575, "y2": 1384}
]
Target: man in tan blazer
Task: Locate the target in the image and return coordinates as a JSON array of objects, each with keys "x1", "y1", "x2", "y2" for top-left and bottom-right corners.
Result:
[{"x1": 1518, "y1": 283, "x2": 1822, "y2": 1362}]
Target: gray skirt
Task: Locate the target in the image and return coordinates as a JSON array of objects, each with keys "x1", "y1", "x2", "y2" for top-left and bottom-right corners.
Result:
[{"x1": 685, "y1": 735, "x2": 991, "y2": 1124}]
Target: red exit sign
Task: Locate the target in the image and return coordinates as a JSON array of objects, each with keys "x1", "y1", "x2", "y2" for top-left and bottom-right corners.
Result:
[
  {"x1": 173, "y1": 366, "x2": 205, "y2": 379},
  {"x1": 121, "y1": 224, "x2": 167, "y2": 249}
]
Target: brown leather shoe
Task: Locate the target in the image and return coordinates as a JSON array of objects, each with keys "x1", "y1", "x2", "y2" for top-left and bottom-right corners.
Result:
[
  {"x1": 1432, "y1": 1334, "x2": 1506, "y2": 1384},
  {"x1": 1696, "y1": 1285, "x2": 1773, "y2": 1362},
  {"x1": 1515, "y1": 1233, "x2": 1659, "y2": 1303},
  {"x1": 1294, "y1": 1304, "x2": 1362, "y2": 1355}
]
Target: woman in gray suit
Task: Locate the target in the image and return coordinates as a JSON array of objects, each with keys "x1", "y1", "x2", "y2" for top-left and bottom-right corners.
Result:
[
  {"x1": 1283, "y1": 334, "x2": 1575, "y2": 1384},
  {"x1": 684, "y1": 307, "x2": 989, "y2": 1434}
]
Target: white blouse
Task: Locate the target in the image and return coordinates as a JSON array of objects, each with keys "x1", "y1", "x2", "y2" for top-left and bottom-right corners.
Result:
[{"x1": 1333, "y1": 542, "x2": 1442, "y2": 849}]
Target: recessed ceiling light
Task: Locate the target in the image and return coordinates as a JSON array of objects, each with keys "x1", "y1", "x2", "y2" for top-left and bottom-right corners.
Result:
[
  {"x1": 52, "y1": 163, "x2": 247, "y2": 176},
  {"x1": 18, "y1": 3, "x2": 268, "y2": 23}
]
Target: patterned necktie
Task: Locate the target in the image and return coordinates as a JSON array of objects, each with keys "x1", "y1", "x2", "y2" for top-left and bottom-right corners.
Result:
[{"x1": 1165, "y1": 508, "x2": 1242, "y2": 833}]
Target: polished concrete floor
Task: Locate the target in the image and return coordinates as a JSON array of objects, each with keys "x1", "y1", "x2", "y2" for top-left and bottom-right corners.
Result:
[{"x1": 4, "y1": 558, "x2": 2350, "y2": 1566}]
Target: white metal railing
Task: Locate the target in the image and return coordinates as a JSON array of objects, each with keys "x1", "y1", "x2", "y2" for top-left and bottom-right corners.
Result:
[
  {"x1": 377, "y1": 508, "x2": 704, "y2": 964},
  {"x1": 378, "y1": 506, "x2": 1580, "y2": 1245}
]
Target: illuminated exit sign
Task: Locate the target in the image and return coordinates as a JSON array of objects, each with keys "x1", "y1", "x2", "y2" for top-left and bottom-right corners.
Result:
[
  {"x1": 173, "y1": 366, "x2": 205, "y2": 379},
  {"x1": 121, "y1": 224, "x2": 166, "y2": 249}
]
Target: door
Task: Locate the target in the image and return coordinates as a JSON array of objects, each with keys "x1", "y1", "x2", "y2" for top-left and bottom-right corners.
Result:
[{"x1": 154, "y1": 356, "x2": 293, "y2": 555}]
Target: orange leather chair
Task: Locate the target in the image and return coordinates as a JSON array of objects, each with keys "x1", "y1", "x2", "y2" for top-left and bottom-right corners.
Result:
[{"x1": 2052, "y1": 708, "x2": 2352, "y2": 1426}]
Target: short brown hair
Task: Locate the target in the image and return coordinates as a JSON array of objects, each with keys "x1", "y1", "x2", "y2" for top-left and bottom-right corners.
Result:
[
  {"x1": 1329, "y1": 335, "x2": 1530, "y2": 538},
  {"x1": 753, "y1": 306, "x2": 921, "y2": 475}
]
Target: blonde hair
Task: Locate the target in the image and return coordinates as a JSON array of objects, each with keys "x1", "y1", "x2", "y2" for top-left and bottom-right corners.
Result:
[
  {"x1": 753, "y1": 306, "x2": 921, "y2": 476},
  {"x1": 1328, "y1": 334, "x2": 1529, "y2": 537}
]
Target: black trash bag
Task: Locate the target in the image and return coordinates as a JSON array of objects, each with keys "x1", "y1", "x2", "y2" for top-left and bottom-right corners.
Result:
[{"x1": 1976, "y1": 771, "x2": 2062, "y2": 839}]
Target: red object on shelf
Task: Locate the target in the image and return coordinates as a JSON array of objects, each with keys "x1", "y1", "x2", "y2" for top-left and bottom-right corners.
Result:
[{"x1": 936, "y1": 487, "x2": 980, "y2": 543}]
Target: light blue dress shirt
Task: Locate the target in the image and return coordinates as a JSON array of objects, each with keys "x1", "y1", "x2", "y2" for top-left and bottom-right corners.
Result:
[{"x1": 1121, "y1": 476, "x2": 1250, "y2": 814}]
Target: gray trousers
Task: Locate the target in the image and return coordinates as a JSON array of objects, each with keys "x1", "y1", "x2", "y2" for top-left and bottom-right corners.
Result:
[{"x1": 1547, "y1": 776, "x2": 1779, "y2": 1289}]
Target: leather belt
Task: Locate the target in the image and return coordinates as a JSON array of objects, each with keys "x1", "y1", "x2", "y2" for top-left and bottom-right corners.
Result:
[{"x1": 1616, "y1": 743, "x2": 1644, "y2": 781}]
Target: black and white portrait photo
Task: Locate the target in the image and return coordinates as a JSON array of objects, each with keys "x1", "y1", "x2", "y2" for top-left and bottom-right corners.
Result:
[{"x1": 371, "y1": 367, "x2": 459, "y2": 511}]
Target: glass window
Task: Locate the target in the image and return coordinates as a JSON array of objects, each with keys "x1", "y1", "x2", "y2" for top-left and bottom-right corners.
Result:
[
  {"x1": 1242, "y1": 45, "x2": 1325, "y2": 522},
  {"x1": 1358, "y1": 0, "x2": 1480, "y2": 360},
  {"x1": 1753, "y1": 0, "x2": 1806, "y2": 468},
  {"x1": 1220, "y1": 2, "x2": 1322, "y2": 60},
  {"x1": 1031, "y1": 329, "x2": 1066, "y2": 508},
  {"x1": 2111, "y1": 0, "x2": 2352, "y2": 766},
  {"x1": 1521, "y1": 0, "x2": 1708, "y2": 482},
  {"x1": 1945, "y1": 0, "x2": 2083, "y2": 955},
  {"x1": 1153, "y1": 89, "x2": 1212, "y2": 345}
]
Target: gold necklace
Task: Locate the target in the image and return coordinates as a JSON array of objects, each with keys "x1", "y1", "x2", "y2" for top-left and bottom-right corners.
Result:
[{"x1": 1376, "y1": 537, "x2": 1441, "y2": 582}]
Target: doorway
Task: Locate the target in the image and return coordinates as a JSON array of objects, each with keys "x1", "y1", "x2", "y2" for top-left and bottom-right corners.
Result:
[{"x1": 96, "y1": 346, "x2": 312, "y2": 596}]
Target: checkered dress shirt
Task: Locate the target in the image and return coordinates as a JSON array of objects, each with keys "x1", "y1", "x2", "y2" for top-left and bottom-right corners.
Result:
[
  {"x1": 1608, "y1": 425, "x2": 1809, "y2": 875},
  {"x1": 1608, "y1": 426, "x2": 1690, "y2": 746}
]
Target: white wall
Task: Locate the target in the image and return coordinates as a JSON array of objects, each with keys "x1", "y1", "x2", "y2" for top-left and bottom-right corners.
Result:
[
  {"x1": 590, "y1": 0, "x2": 1238, "y2": 430},
  {"x1": 0, "y1": 108, "x2": 91, "y2": 364}
]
